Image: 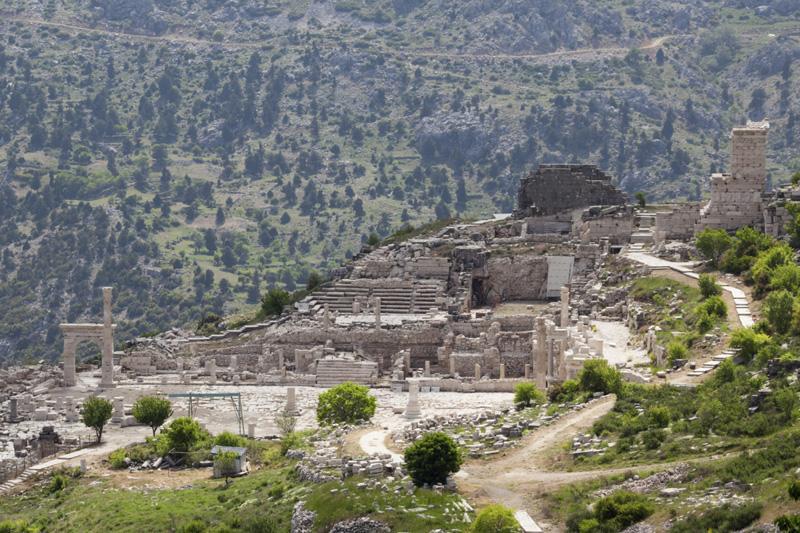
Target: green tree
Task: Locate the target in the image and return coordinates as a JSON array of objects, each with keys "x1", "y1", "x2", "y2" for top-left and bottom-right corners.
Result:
[
  {"x1": 214, "y1": 431, "x2": 247, "y2": 447},
  {"x1": 695, "y1": 229, "x2": 733, "y2": 268},
  {"x1": 316, "y1": 382, "x2": 376, "y2": 425},
  {"x1": 260, "y1": 287, "x2": 291, "y2": 317},
  {"x1": 82, "y1": 396, "x2": 113, "y2": 443},
  {"x1": 666, "y1": 341, "x2": 688, "y2": 364},
  {"x1": 367, "y1": 233, "x2": 381, "y2": 246},
  {"x1": 164, "y1": 417, "x2": 205, "y2": 453},
  {"x1": 789, "y1": 480, "x2": 800, "y2": 501},
  {"x1": 764, "y1": 289, "x2": 794, "y2": 334},
  {"x1": 404, "y1": 432, "x2": 462, "y2": 486},
  {"x1": 513, "y1": 382, "x2": 545, "y2": 408},
  {"x1": 132, "y1": 396, "x2": 173, "y2": 436},
  {"x1": 471, "y1": 504, "x2": 520, "y2": 533},
  {"x1": 729, "y1": 328, "x2": 771, "y2": 362},
  {"x1": 698, "y1": 273, "x2": 722, "y2": 298},
  {"x1": 577, "y1": 359, "x2": 622, "y2": 395},
  {"x1": 214, "y1": 450, "x2": 239, "y2": 483},
  {"x1": 634, "y1": 192, "x2": 646, "y2": 208},
  {"x1": 306, "y1": 271, "x2": 323, "y2": 291}
]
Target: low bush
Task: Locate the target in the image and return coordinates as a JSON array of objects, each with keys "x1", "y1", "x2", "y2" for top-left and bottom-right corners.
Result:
[
  {"x1": 215, "y1": 431, "x2": 247, "y2": 448},
  {"x1": 513, "y1": 382, "x2": 545, "y2": 408},
  {"x1": 316, "y1": 382, "x2": 376, "y2": 425},
  {"x1": 471, "y1": 504, "x2": 520, "y2": 532},
  {"x1": 670, "y1": 502, "x2": 762, "y2": 533},
  {"x1": 568, "y1": 490, "x2": 653, "y2": 532},
  {"x1": 108, "y1": 448, "x2": 127, "y2": 469},
  {"x1": 698, "y1": 273, "x2": 722, "y2": 297}
]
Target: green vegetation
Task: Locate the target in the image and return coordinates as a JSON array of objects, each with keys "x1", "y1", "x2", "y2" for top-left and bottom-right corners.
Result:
[
  {"x1": 214, "y1": 431, "x2": 248, "y2": 448},
  {"x1": 670, "y1": 503, "x2": 762, "y2": 533},
  {"x1": 698, "y1": 273, "x2": 722, "y2": 297},
  {"x1": 403, "y1": 432, "x2": 463, "y2": 487},
  {"x1": 163, "y1": 417, "x2": 210, "y2": 454},
  {"x1": 81, "y1": 396, "x2": 113, "y2": 443},
  {"x1": 471, "y1": 504, "x2": 520, "y2": 533},
  {"x1": 577, "y1": 359, "x2": 622, "y2": 395},
  {"x1": 131, "y1": 396, "x2": 173, "y2": 436},
  {"x1": 316, "y1": 382, "x2": 376, "y2": 425},
  {"x1": 566, "y1": 490, "x2": 654, "y2": 533},
  {"x1": 513, "y1": 382, "x2": 545, "y2": 408}
]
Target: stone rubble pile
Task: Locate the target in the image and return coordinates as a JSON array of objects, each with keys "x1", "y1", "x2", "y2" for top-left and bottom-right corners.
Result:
[{"x1": 594, "y1": 463, "x2": 691, "y2": 498}]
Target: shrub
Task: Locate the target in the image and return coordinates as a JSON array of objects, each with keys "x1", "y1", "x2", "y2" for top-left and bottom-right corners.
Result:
[
  {"x1": 214, "y1": 450, "x2": 239, "y2": 480},
  {"x1": 698, "y1": 273, "x2": 722, "y2": 297},
  {"x1": 176, "y1": 520, "x2": 207, "y2": 533},
  {"x1": 49, "y1": 473, "x2": 69, "y2": 493},
  {"x1": 548, "y1": 379, "x2": 580, "y2": 403},
  {"x1": 316, "y1": 382, "x2": 376, "y2": 425},
  {"x1": 641, "y1": 428, "x2": 666, "y2": 450},
  {"x1": 646, "y1": 406, "x2": 671, "y2": 428},
  {"x1": 164, "y1": 417, "x2": 206, "y2": 453},
  {"x1": 132, "y1": 396, "x2": 173, "y2": 436},
  {"x1": 582, "y1": 491, "x2": 654, "y2": 532},
  {"x1": 108, "y1": 448, "x2": 127, "y2": 469},
  {"x1": 471, "y1": 504, "x2": 520, "y2": 533},
  {"x1": 513, "y1": 382, "x2": 545, "y2": 408},
  {"x1": 666, "y1": 341, "x2": 688, "y2": 364},
  {"x1": 751, "y1": 244, "x2": 794, "y2": 291},
  {"x1": 577, "y1": 359, "x2": 622, "y2": 395},
  {"x1": 775, "y1": 514, "x2": 800, "y2": 532},
  {"x1": 729, "y1": 328, "x2": 771, "y2": 362},
  {"x1": 764, "y1": 289, "x2": 795, "y2": 334},
  {"x1": 697, "y1": 295, "x2": 726, "y2": 318},
  {"x1": 260, "y1": 288, "x2": 291, "y2": 317},
  {"x1": 215, "y1": 431, "x2": 247, "y2": 448},
  {"x1": 696, "y1": 228, "x2": 733, "y2": 267},
  {"x1": 81, "y1": 396, "x2": 113, "y2": 443},
  {"x1": 769, "y1": 263, "x2": 800, "y2": 293},
  {"x1": 670, "y1": 503, "x2": 762, "y2": 533},
  {"x1": 404, "y1": 432, "x2": 462, "y2": 486},
  {"x1": 0, "y1": 520, "x2": 38, "y2": 533},
  {"x1": 789, "y1": 479, "x2": 800, "y2": 501}
]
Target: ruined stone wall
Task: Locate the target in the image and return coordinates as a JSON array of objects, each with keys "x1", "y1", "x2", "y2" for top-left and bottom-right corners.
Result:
[
  {"x1": 576, "y1": 208, "x2": 634, "y2": 245},
  {"x1": 482, "y1": 255, "x2": 549, "y2": 304},
  {"x1": 654, "y1": 203, "x2": 701, "y2": 240},
  {"x1": 764, "y1": 198, "x2": 791, "y2": 237},
  {"x1": 515, "y1": 165, "x2": 628, "y2": 218},
  {"x1": 697, "y1": 122, "x2": 769, "y2": 233}
]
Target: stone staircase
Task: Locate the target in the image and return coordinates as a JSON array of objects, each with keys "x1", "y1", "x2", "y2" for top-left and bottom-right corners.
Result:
[
  {"x1": 0, "y1": 467, "x2": 37, "y2": 495},
  {"x1": 687, "y1": 349, "x2": 739, "y2": 377},
  {"x1": 305, "y1": 279, "x2": 443, "y2": 314},
  {"x1": 315, "y1": 359, "x2": 379, "y2": 388},
  {"x1": 631, "y1": 213, "x2": 655, "y2": 245}
]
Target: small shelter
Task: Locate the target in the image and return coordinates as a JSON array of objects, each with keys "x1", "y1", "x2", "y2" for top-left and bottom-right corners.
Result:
[{"x1": 210, "y1": 445, "x2": 248, "y2": 478}]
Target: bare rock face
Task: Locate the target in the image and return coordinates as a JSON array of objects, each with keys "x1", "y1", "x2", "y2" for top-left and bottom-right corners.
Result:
[{"x1": 415, "y1": 111, "x2": 499, "y2": 166}]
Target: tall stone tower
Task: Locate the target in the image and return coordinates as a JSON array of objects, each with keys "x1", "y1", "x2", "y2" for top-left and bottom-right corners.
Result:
[{"x1": 696, "y1": 121, "x2": 769, "y2": 233}]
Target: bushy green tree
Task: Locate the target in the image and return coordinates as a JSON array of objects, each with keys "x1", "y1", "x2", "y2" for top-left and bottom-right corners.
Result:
[
  {"x1": 666, "y1": 341, "x2": 688, "y2": 364},
  {"x1": 164, "y1": 417, "x2": 205, "y2": 453},
  {"x1": 82, "y1": 396, "x2": 113, "y2": 443},
  {"x1": 577, "y1": 359, "x2": 622, "y2": 395},
  {"x1": 764, "y1": 289, "x2": 795, "y2": 334},
  {"x1": 132, "y1": 396, "x2": 173, "y2": 436},
  {"x1": 214, "y1": 431, "x2": 247, "y2": 448},
  {"x1": 316, "y1": 382, "x2": 376, "y2": 425},
  {"x1": 513, "y1": 382, "x2": 545, "y2": 408},
  {"x1": 729, "y1": 328, "x2": 771, "y2": 362},
  {"x1": 260, "y1": 288, "x2": 291, "y2": 317},
  {"x1": 696, "y1": 295, "x2": 727, "y2": 318},
  {"x1": 471, "y1": 504, "x2": 520, "y2": 533},
  {"x1": 404, "y1": 432, "x2": 462, "y2": 486},
  {"x1": 634, "y1": 192, "x2": 646, "y2": 208},
  {"x1": 698, "y1": 273, "x2": 722, "y2": 298},
  {"x1": 695, "y1": 228, "x2": 733, "y2": 267}
]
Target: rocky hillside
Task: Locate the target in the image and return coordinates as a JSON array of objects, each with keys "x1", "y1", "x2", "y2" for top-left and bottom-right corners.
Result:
[{"x1": 0, "y1": 0, "x2": 799, "y2": 364}]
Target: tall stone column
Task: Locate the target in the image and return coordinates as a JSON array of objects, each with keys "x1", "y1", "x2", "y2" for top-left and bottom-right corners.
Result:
[
  {"x1": 374, "y1": 297, "x2": 382, "y2": 328},
  {"x1": 207, "y1": 359, "x2": 217, "y2": 385},
  {"x1": 63, "y1": 337, "x2": 77, "y2": 387},
  {"x1": 560, "y1": 286, "x2": 570, "y2": 328},
  {"x1": 284, "y1": 387, "x2": 299, "y2": 415},
  {"x1": 100, "y1": 287, "x2": 115, "y2": 388},
  {"x1": 534, "y1": 317, "x2": 548, "y2": 389},
  {"x1": 8, "y1": 398, "x2": 18, "y2": 422}
]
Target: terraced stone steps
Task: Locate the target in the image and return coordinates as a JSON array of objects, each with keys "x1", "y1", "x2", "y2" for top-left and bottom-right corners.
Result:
[{"x1": 315, "y1": 359, "x2": 378, "y2": 388}]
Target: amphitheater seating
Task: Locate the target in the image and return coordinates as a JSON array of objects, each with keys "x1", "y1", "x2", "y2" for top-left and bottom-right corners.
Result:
[{"x1": 304, "y1": 279, "x2": 444, "y2": 314}]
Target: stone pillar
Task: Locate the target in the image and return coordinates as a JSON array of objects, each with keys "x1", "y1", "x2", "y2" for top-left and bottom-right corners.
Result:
[
  {"x1": 100, "y1": 287, "x2": 115, "y2": 388},
  {"x1": 278, "y1": 349, "x2": 285, "y2": 371},
  {"x1": 112, "y1": 397, "x2": 124, "y2": 424},
  {"x1": 65, "y1": 398, "x2": 78, "y2": 423},
  {"x1": 374, "y1": 297, "x2": 381, "y2": 328},
  {"x1": 449, "y1": 355, "x2": 456, "y2": 376},
  {"x1": 424, "y1": 360, "x2": 431, "y2": 377},
  {"x1": 230, "y1": 355, "x2": 238, "y2": 372},
  {"x1": 352, "y1": 299, "x2": 361, "y2": 314},
  {"x1": 8, "y1": 398, "x2": 18, "y2": 422},
  {"x1": 80, "y1": 459, "x2": 87, "y2": 473},
  {"x1": 535, "y1": 317, "x2": 548, "y2": 390},
  {"x1": 524, "y1": 364, "x2": 531, "y2": 379},
  {"x1": 233, "y1": 374, "x2": 240, "y2": 386},
  {"x1": 474, "y1": 363, "x2": 481, "y2": 380},
  {"x1": 322, "y1": 303, "x2": 332, "y2": 330},
  {"x1": 499, "y1": 363, "x2": 505, "y2": 380},
  {"x1": 405, "y1": 381, "x2": 421, "y2": 419},
  {"x1": 207, "y1": 359, "x2": 216, "y2": 385},
  {"x1": 560, "y1": 286, "x2": 570, "y2": 328},
  {"x1": 248, "y1": 424, "x2": 255, "y2": 439},
  {"x1": 63, "y1": 337, "x2": 77, "y2": 387},
  {"x1": 285, "y1": 387, "x2": 299, "y2": 415}
]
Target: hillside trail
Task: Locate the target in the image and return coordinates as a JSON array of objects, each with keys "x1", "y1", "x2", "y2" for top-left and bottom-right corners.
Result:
[{"x1": 3, "y1": 14, "x2": 675, "y2": 63}]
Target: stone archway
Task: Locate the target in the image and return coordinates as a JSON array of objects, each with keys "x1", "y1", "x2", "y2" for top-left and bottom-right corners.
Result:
[{"x1": 60, "y1": 287, "x2": 116, "y2": 388}]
